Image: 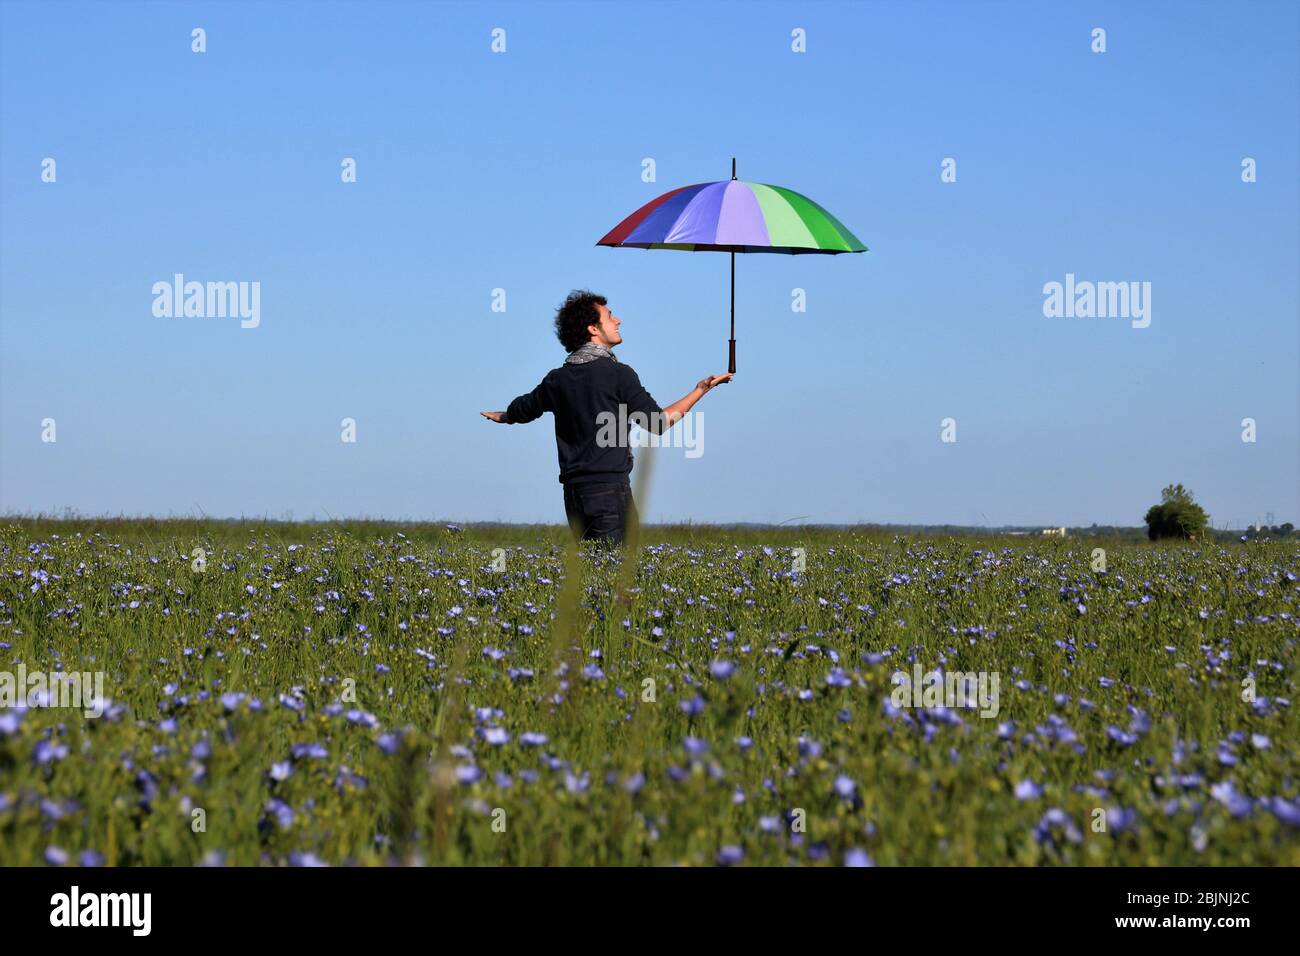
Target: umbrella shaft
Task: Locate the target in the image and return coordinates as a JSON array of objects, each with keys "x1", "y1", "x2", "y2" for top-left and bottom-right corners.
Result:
[{"x1": 729, "y1": 252, "x2": 735, "y2": 372}]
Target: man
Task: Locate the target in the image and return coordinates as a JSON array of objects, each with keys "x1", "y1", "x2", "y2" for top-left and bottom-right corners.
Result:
[{"x1": 481, "y1": 290, "x2": 732, "y2": 545}]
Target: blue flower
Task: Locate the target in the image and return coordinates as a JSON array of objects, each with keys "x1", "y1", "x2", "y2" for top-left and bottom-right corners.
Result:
[
  {"x1": 683, "y1": 736, "x2": 709, "y2": 757},
  {"x1": 345, "y1": 709, "x2": 378, "y2": 728},
  {"x1": 716, "y1": 845, "x2": 744, "y2": 866},
  {"x1": 1210, "y1": 781, "x2": 1252, "y2": 819},
  {"x1": 0, "y1": 708, "x2": 26, "y2": 737},
  {"x1": 1014, "y1": 780, "x2": 1043, "y2": 801},
  {"x1": 797, "y1": 737, "x2": 822, "y2": 759},
  {"x1": 288, "y1": 852, "x2": 328, "y2": 867},
  {"x1": 825, "y1": 668, "x2": 852, "y2": 688},
  {"x1": 332, "y1": 766, "x2": 368, "y2": 792},
  {"x1": 33, "y1": 739, "x2": 69, "y2": 765},
  {"x1": 1107, "y1": 807, "x2": 1138, "y2": 833},
  {"x1": 1106, "y1": 726, "x2": 1137, "y2": 747},
  {"x1": 456, "y1": 765, "x2": 484, "y2": 785},
  {"x1": 264, "y1": 798, "x2": 295, "y2": 829},
  {"x1": 1263, "y1": 797, "x2": 1300, "y2": 826},
  {"x1": 291, "y1": 742, "x2": 328, "y2": 761},
  {"x1": 844, "y1": 848, "x2": 875, "y2": 867},
  {"x1": 1034, "y1": 808, "x2": 1082, "y2": 845},
  {"x1": 710, "y1": 660, "x2": 736, "y2": 680}
]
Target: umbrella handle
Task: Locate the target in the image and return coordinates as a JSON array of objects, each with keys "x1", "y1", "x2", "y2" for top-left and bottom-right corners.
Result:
[{"x1": 727, "y1": 249, "x2": 736, "y2": 373}]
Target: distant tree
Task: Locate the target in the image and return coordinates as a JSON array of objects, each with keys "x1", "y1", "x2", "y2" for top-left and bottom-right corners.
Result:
[
  {"x1": 1144, "y1": 483, "x2": 1209, "y2": 541},
  {"x1": 1244, "y1": 521, "x2": 1295, "y2": 540}
]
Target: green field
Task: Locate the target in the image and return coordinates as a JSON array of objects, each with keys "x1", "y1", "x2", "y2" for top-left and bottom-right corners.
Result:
[{"x1": 1, "y1": 518, "x2": 1296, "y2": 866}]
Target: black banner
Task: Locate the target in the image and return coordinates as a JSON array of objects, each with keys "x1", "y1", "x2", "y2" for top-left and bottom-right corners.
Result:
[{"x1": 0, "y1": 865, "x2": 1285, "y2": 941}]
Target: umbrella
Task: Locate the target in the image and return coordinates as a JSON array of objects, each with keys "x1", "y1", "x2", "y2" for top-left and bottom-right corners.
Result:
[{"x1": 596, "y1": 158, "x2": 867, "y2": 373}]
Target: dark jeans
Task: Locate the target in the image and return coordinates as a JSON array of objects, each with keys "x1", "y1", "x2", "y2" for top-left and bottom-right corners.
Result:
[{"x1": 563, "y1": 479, "x2": 636, "y2": 546}]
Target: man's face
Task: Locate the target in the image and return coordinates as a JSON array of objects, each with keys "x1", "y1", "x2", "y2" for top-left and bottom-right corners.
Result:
[{"x1": 588, "y1": 303, "x2": 623, "y2": 347}]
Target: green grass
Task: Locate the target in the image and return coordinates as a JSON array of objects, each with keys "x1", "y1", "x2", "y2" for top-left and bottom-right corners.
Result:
[{"x1": 0, "y1": 518, "x2": 1296, "y2": 866}]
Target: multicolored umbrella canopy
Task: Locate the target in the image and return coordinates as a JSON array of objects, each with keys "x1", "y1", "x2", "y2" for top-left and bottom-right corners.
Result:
[
  {"x1": 597, "y1": 160, "x2": 867, "y2": 371},
  {"x1": 596, "y1": 178, "x2": 867, "y2": 254}
]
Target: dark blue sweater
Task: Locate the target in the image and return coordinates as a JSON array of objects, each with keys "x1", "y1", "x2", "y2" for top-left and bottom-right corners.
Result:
[{"x1": 503, "y1": 356, "x2": 664, "y2": 485}]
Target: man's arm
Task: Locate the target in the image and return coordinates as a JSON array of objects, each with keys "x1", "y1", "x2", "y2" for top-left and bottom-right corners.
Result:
[
  {"x1": 622, "y1": 365, "x2": 732, "y2": 435},
  {"x1": 481, "y1": 377, "x2": 551, "y2": 425},
  {"x1": 658, "y1": 373, "x2": 733, "y2": 431}
]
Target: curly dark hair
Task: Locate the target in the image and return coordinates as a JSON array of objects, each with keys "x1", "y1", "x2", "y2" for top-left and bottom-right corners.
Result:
[{"x1": 554, "y1": 289, "x2": 607, "y2": 352}]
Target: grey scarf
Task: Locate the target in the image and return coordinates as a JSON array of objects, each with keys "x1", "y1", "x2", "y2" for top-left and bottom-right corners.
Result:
[{"x1": 565, "y1": 342, "x2": 618, "y2": 365}]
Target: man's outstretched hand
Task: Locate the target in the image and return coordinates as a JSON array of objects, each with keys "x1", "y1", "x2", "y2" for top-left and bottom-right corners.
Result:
[
  {"x1": 696, "y1": 372, "x2": 734, "y2": 393},
  {"x1": 480, "y1": 411, "x2": 507, "y2": 423}
]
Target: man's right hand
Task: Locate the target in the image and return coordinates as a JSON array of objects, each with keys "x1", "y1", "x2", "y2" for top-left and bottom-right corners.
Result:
[
  {"x1": 695, "y1": 373, "x2": 734, "y2": 393},
  {"x1": 480, "y1": 411, "x2": 507, "y2": 423}
]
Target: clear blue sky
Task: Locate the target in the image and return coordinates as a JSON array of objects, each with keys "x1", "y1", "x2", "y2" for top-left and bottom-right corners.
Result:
[{"x1": 1, "y1": 0, "x2": 1296, "y2": 528}]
